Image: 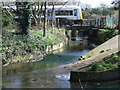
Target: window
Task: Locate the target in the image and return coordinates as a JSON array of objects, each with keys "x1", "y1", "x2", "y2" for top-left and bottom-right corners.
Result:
[{"x1": 55, "y1": 10, "x2": 73, "y2": 16}]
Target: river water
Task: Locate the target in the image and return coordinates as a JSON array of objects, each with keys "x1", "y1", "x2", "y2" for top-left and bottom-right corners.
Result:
[{"x1": 2, "y1": 40, "x2": 120, "y2": 88}]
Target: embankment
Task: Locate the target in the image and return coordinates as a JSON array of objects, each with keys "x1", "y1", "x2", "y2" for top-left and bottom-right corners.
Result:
[
  {"x1": 68, "y1": 35, "x2": 120, "y2": 82},
  {"x1": 66, "y1": 35, "x2": 120, "y2": 70},
  {"x1": 2, "y1": 28, "x2": 68, "y2": 66}
]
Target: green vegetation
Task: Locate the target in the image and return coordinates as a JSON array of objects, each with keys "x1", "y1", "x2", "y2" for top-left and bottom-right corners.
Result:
[
  {"x1": 99, "y1": 29, "x2": 119, "y2": 42},
  {"x1": 2, "y1": 28, "x2": 66, "y2": 65},
  {"x1": 91, "y1": 52, "x2": 120, "y2": 71},
  {"x1": 82, "y1": 3, "x2": 114, "y2": 19},
  {"x1": 2, "y1": 8, "x2": 14, "y2": 27}
]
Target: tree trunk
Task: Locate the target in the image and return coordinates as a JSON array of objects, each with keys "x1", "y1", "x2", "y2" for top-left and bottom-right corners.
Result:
[
  {"x1": 43, "y1": 2, "x2": 46, "y2": 37},
  {"x1": 39, "y1": 3, "x2": 43, "y2": 26},
  {"x1": 15, "y1": 2, "x2": 32, "y2": 35}
]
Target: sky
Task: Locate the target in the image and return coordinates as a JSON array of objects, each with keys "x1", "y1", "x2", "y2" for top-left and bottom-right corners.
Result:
[{"x1": 80, "y1": 0, "x2": 113, "y2": 8}]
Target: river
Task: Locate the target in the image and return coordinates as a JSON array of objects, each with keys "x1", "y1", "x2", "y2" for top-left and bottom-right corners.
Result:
[{"x1": 2, "y1": 39, "x2": 120, "y2": 89}]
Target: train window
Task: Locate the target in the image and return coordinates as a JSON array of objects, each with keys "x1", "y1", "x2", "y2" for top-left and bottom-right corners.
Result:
[
  {"x1": 74, "y1": 9, "x2": 77, "y2": 16},
  {"x1": 55, "y1": 10, "x2": 73, "y2": 16}
]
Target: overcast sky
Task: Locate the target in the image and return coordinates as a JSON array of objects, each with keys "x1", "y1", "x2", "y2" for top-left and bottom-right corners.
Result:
[{"x1": 80, "y1": 0, "x2": 113, "y2": 8}]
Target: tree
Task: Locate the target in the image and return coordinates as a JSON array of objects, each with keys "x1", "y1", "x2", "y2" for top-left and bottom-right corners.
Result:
[
  {"x1": 91, "y1": 8, "x2": 102, "y2": 15},
  {"x1": 98, "y1": 3, "x2": 113, "y2": 16},
  {"x1": 15, "y1": 1, "x2": 33, "y2": 35}
]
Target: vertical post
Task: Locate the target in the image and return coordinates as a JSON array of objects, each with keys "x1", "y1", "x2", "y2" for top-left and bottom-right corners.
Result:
[
  {"x1": 90, "y1": 20, "x2": 92, "y2": 27},
  {"x1": 52, "y1": 2, "x2": 54, "y2": 32},
  {"x1": 43, "y1": 1, "x2": 46, "y2": 37}
]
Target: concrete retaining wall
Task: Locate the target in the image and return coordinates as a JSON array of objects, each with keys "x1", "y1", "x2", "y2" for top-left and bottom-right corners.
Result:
[
  {"x1": 84, "y1": 35, "x2": 120, "y2": 58},
  {"x1": 70, "y1": 68, "x2": 120, "y2": 82},
  {"x1": 44, "y1": 43, "x2": 64, "y2": 53},
  {"x1": 68, "y1": 35, "x2": 120, "y2": 82},
  {"x1": 26, "y1": 43, "x2": 65, "y2": 63}
]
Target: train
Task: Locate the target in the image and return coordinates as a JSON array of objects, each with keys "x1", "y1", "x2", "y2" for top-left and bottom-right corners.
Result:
[
  {"x1": 45, "y1": 5, "x2": 83, "y2": 26},
  {"x1": 46, "y1": 5, "x2": 83, "y2": 20}
]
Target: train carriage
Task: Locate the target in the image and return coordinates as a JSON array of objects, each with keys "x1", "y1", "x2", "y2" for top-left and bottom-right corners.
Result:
[
  {"x1": 46, "y1": 5, "x2": 83, "y2": 26},
  {"x1": 46, "y1": 5, "x2": 83, "y2": 20}
]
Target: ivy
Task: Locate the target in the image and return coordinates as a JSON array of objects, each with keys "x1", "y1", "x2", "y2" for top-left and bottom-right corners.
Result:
[{"x1": 15, "y1": 1, "x2": 34, "y2": 35}]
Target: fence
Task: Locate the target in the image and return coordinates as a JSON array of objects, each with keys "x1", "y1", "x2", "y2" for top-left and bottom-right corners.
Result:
[{"x1": 81, "y1": 16, "x2": 117, "y2": 29}]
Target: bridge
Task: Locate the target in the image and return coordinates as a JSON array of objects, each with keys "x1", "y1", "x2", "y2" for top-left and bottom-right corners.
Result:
[
  {"x1": 65, "y1": 16, "x2": 115, "y2": 31},
  {"x1": 64, "y1": 17, "x2": 115, "y2": 41}
]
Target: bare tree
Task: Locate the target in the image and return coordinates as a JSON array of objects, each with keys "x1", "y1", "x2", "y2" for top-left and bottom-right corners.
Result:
[{"x1": 43, "y1": 1, "x2": 47, "y2": 37}]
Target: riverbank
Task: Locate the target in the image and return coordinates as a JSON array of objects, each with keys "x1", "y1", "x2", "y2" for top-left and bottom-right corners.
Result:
[
  {"x1": 65, "y1": 35, "x2": 120, "y2": 70},
  {"x1": 2, "y1": 28, "x2": 68, "y2": 66}
]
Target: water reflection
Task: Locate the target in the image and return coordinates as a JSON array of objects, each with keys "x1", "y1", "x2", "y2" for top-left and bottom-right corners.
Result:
[
  {"x1": 3, "y1": 66, "x2": 71, "y2": 88},
  {"x1": 56, "y1": 74, "x2": 70, "y2": 81}
]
